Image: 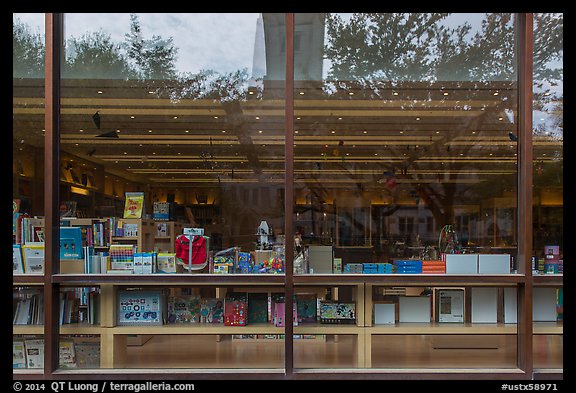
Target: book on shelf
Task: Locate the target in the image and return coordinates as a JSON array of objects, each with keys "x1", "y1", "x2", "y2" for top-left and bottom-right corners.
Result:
[
  {"x1": 224, "y1": 292, "x2": 248, "y2": 326},
  {"x1": 117, "y1": 289, "x2": 165, "y2": 326},
  {"x1": 22, "y1": 243, "x2": 45, "y2": 274},
  {"x1": 157, "y1": 252, "x2": 176, "y2": 273},
  {"x1": 167, "y1": 294, "x2": 202, "y2": 324},
  {"x1": 13, "y1": 289, "x2": 44, "y2": 325},
  {"x1": 74, "y1": 338, "x2": 100, "y2": 368},
  {"x1": 435, "y1": 289, "x2": 464, "y2": 323},
  {"x1": 60, "y1": 226, "x2": 83, "y2": 259},
  {"x1": 247, "y1": 293, "x2": 269, "y2": 324},
  {"x1": 13, "y1": 244, "x2": 24, "y2": 274},
  {"x1": 273, "y1": 301, "x2": 298, "y2": 327},
  {"x1": 24, "y1": 339, "x2": 44, "y2": 369},
  {"x1": 59, "y1": 340, "x2": 77, "y2": 369},
  {"x1": 296, "y1": 294, "x2": 317, "y2": 324},
  {"x1": 123, "y1": 192, "x2": 145, "y2": 219},
  {"x1": 109, "y1": 244, "x2": 135, "y2": 271},
  {"x1": 200, "y1": 298, "x2": 224, "y2": 324},
  {"x1": 319, "y1": 301, "x2": 356, "y2": 324},
  {"x1": 13, "y1": 340, "x2": 27, "y2": 369}
]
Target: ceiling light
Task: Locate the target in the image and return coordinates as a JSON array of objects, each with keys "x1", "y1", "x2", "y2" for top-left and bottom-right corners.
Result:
[
  {"x1": 148, "y1": 91, "x2": 154, "y2": 94},
  {"x1": 255, "y1": 116, "x2": 260, "y2": 120},
  {"x1": 97, "y1": 91, "x2": 103, "y2": 94},
  {"x1": 338, "y1": 117, "x2": 343, "y2": 120},
  {"x1": 416, "y1": 117, "x2": 420, "y2": 121},
  {"x1": 493, "y1": 92, "x2": 499, "y2": 96},
  {"x1": 331, "y1": 131, "x2": 336, "y2": 134},
  {"x1": 435, "y1": 131, "x2": 440, "y2": 134},
  {"x1": 214, "y1": 116, "x2": 219, "y2": 119},
  {"x1": 130, "y1": 116, "x2": 135, "y2": 119},
  {"x1": 393, "y1": 92, "x2": 398, "y2": 96},
  {"x1": 294, "y1": 130, "x2": 299, "y2": 134},
  {"x1": 185, "y1": 130, "x2": 189, "y2": 133},
  {"x1": 173, "y1": 116, "x2": 178, "y2": 119},
  {"x1": 363, "y1": 131, "x2": 367, "y2": 134},
  {"x1": 248, "y1": 91, "x2": 254, "y2": 95},
  {"x1": 296, "y1": 117, "x2": 301, "y2": 120},
  {"x1": 348, "y1": 92, "x2": 354, "y2": 96},
  {"x1": 498, "y1": 117, "x2": 503, "y2": 121},
  {"x1": 79, "y1": 129, "x2": 83, "y2": 132},
  {"x1": 222, "y1": 130, "x2": 226, "y2": 133},
  {"x1": 443, "y1": 92, "x2": 449, "y2": 96},
  {"x1": 299, "y1": 92, "x2": 305, "y2": 95},
  {"x1": 116, "y1": 129, "x2": 121, "y2": 133},
  {"x1": 258, "y1": 130, "x2": 263, "y2": 134},
  {"x1": 399, "y1": 131, "x2": 404, "y2": 134}
]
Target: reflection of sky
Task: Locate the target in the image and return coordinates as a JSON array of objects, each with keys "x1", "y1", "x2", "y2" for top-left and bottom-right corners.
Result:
[{"x1": 14, "y1": 13, "x2": 259, "y2": 75}]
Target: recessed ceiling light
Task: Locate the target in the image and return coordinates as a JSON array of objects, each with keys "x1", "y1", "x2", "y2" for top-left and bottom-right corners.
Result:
[
  {"x1": 185, "y1": 130, "x2": 189, "y2": 133},
  {"x1": 173, "y1": 116, "x2": 178, "y2": 119},
  {"x1": 139, "y1": 144, "x2": 143, "y2": 147},
  {"x1": 148, "y1": 91, "x2": 154, "y2": 94},
  {"x1": 258, "y1": 130, "x2": 263, "y2": 134},
  {"x1": 348, "y1": 92, "x2": 354, "y2": 95},
  {"x1": 331, "y1": 131, "x2": 336, "y2": 134},
  {"x1": 124, "y1": 152, "x2": 127, "y2": 155},
  {"x1": 248, "y1": 91, "x2": 254, "y2": 95},
  {"x1": 75, "y1": 143, "x2": 79, "y2": 146},
  {"x1": 435, "y1": 131, "x2": 440, "y2": 134},
  {"x1": 116, "y1": 129, "x2": 120, "y2": 133},
  {"x1": 299, "y1": 92, "x2": 305, "y2": 95},
  {"x1": 152, "y1": 152, "x2": 156, "y2": 155},
  {"x1": 493, "y1": 92, "x2": 499, "y2": 96},
  {"x1": 130, "y1": 116, "x2": 135, "y2": 119},
  {"x1": 338, "y1": 117, "x2": 343, "y2": 120},
  {"x1": 460, "y1": 153, "x2": 464, "y2": 156},
  {"x1": 498, "y1": 117, "x2": 503, "y2": 121},
  {"x1": 149, "y1": 130, "x2": 153, "y2": 133},
  {"x1": 294, "y1": 130, "x2": 299, "y2": 134},
  {"x1": 296, "y1": 117, "x2": 301, "y2": 120},
  {"x1": 472, "y1": 131, "x2": 476, "y2": 134},
  {"x1": 374, "y1": 153, "x2": 378, "y2": 156},
  {"x1": 363, "y1": 131, "x2": 367, "y2": 134},
  {"x1": 393, "y1": 92, "x2": 398, "y2": 96},
  {"x1": 324, "y1": 144, "x2": 328, "y2": 148},
  {"x1": 489, "y1": 153, "x2": 493, "y2": 156},
  {"x1": 222, "y1": 130, "x2": 226, "y2": 133},
  {"x1": 346, "y1": 153, "x2": 350, "y2": 156},
  {"x1": 255, "y1": 116, "x2": 260, "y2": 120},
  {"x1": 178, "y1": 152, "x2": 181, "y2": 155},
  {"x1": 399, "y1": 131, "x2": 404, "y2": 134},
  {"x1": 214, "y1": 116, "x2": 219, "y2": 119},
  {"x1": 79, "y1": 129, "x2": 83, "y2": 132},
  {"x1": 115, "y1": 160, "x2": 118, "y2": 163},
  {"x1": 97, "y1": 91, "x2": 103, "y2": 94},
  {"x1": 416, "y1": 117, "x2": 420, "y2": 121},
  {"x1": 443, "y1": 92, "x2": 449, "y2": 96}
]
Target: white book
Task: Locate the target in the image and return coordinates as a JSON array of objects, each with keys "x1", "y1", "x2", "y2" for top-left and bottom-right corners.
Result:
[
  {"x1": 13, "y1": 340, "x2": 27, "y2": 368},
  {"x1": 133, "y1": 253, "x2": 143, "y2": 274},
  {"x1": 24, "y1": 339, "x2": 44, "y2": 369},
  {"x1": 59, "y1": 340, "x2": 77, "y2": 368},
  {"x1": 143, "y1": 252, "x2": 155, "y2": 274}
]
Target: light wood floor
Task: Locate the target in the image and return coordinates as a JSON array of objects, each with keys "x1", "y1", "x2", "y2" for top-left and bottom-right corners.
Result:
[{"x1": 119, "y1": 334, "x2": 562, "y2": 369}]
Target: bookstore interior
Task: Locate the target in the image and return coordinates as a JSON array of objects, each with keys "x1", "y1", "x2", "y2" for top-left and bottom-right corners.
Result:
[{"x1": 13, "y1": 13, "x2": 563, "y2": 380}]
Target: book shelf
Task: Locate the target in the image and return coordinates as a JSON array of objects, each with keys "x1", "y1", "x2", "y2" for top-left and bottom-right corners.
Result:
[
  {"x1": 152, "y1": 221, "x2": 184, "y2": 253},
  {"x1": 13, "y1": 275, "x2": 563, "y2": 373}
]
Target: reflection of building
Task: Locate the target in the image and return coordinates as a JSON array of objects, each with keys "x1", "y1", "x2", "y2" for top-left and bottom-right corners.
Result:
[{"x1": 262, "y1": 13, "x2": 325, "y2": 81}]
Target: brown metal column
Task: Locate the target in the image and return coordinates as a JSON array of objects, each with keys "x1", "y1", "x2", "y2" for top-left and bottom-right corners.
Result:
[
  {"x1": 44, "y1": 12, "x2": 62, "y2": 379},
  {"x1": 284, "y1": 12, "x2": 295, "y2": 378},
  {"x1": 516, "y1": 12, "x2": 534, "y2": 379}
]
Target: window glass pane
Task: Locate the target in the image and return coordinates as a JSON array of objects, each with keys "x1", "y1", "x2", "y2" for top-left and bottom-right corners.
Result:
[
  {"x1": 293, "y1": 12, "x2": 519, "y2": 370},
  {"x1": 60, "y1": 13, "x2": 285, "y2": 371},
  {"x1": 13, "y1": 13, "x2": 45, "y2": 374},
  {"x1": 532, "y1": 12, "x2": 563, "y2": 371}
]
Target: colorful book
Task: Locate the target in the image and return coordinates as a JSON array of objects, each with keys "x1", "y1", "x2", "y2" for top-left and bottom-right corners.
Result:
[
  {"x1": 74, "y1": 338, "x2": 100, "y2": 369},
  {"x1": 167, "y1": 295, "x2": 201, "y2": 324},
  {"x1": 59, "y1": 340, "x2": 77, "y2": 368},
  {"x1": 200, "y1": 298, "x2": 224, "y2": 324},
  {"x1": 157, "y1": 253, "x2": 176, "y2": 273},
  {"x1": 123, "y1": 192, "x2": 145, "y2": 219},
  {"x1": 296, "y1": 295, "x2": 317, "y2": 323},
  {"x1": 319, "y1": 301, "x2": 356, "y2": 324},
  {"x1": 224, "y1": 292, "x2": 247, "y2": 326},
  {"x1": 13, "y1": 340, "x2": 27, "y2": 368},
  {"x1": 22, "y1": 243, "x2": 45, "y2": 274},
  {"x1": 247, "y1": 293, "x2": 268, "y2": 324},
  {"x1": 24, "y1": 339, "x2": 44, "y2": 369}
]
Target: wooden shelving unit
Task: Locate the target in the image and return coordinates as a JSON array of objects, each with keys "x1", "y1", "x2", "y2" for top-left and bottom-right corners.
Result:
[
  {"x1": 152, "y1": 221, "x2": 184, "y2": 253},
  {"x1": 13, "y1": 275, "x2": 563, "y2": 373}
]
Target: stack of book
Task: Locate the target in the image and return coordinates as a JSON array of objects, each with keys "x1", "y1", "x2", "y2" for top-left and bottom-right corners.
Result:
[
  {"x1": 344, "y1": 263, "x2": 363, "y2": 273},
  {"x1": 422, "y1": 260, "x2": 446, "y2": 274},
  {"x1": 393, "y1": 259, "x2": 423, "y2": 274}
]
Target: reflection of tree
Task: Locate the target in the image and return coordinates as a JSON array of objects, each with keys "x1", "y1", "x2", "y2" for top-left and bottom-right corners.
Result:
[
  {"x1": 13, "y1": 17, "x2": 44, "y2": 78},
  {"x1": 321, "y1": 12, "x2": 562, "y2": 233}
]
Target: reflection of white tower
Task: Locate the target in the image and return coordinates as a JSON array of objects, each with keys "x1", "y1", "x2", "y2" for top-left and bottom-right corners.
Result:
[{"x1": 251, "y1": 14, "x2": 266, "y2": 81}]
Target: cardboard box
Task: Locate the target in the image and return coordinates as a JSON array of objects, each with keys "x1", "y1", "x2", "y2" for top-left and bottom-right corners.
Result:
[
  {"x1": 308, "y1": 245, "x2": 333, "y2": 274},
  {"x1": 399, "y1": 296, "x2": 431, "y2": 323},
  {"x1": 478, "y1": 254, "x2": 510, "y2": 274},
  {"x1": 60, "y1": 258, "x2": 84, "y2": 274},
  {"x1": 471, "y1": 287, "x2": 498, "y2": 323},
  {"x1": 445, "y1": 254, "x2": 478, "y2": 274}
]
